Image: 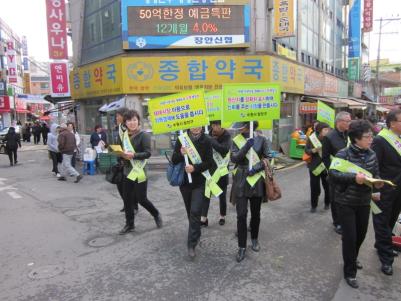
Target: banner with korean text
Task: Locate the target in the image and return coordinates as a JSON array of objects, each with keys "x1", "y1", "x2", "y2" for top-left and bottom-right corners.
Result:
[
  {"x1": 222, "y1": 83, "x2": 281, "y2": 123},
  {"x1": 148, "y1": 90, "x2": 208, "y2": 134},
  {"x1": 205, "y1": 90, "x2": 223, "y2": 121},
  {"x1": 50, "y1": 62, "x2": 70, "y2": 97},
  {"x1": 317, "y1": 101, "x2": 335, "y2": 128},
  {"x1": 46, "y1": 0, "x2": 68, "y2": 60},
  {"x1": 6, "y1": 41, "x2": 17, "y2": 84},
  {"x1": 273, "y1": 0, "x2": 295, "y2": 38}
]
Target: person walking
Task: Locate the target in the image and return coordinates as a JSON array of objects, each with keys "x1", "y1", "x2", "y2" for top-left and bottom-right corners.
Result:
[
  {"x1": 172, "y1": 126, "x2": 213, "y2": 259},
  {"x1": 201, "y1": 120, "x2": 232, "y2": 227},
  {"x1": 24, "y1": 123, "x2": 31, "y2": 142},
  {"x1": 32, "y1": 122, "x2": 41, "y2": 144},
  {"x1": 4, "y1": 127, "x2": 21, "y2": 166},
  {"x1": 304, "y1": 122, "x2": 331, "y2": 212},
  {"x1": 329, "y1": 120, "x2": 382, "y2": 288},
  {"x1": 230, "y1": 121, "x2": 271, "y2": 262},
  {"x1": 322, "y1": 111, "x2": 352, "y2": 234},
  {"x1": 371, "y1": 109, "x2": 401, "y2": 276},
  {"x1": 57, "y1": 124, "x2": 82, "y2": 183},
  {"x1": 47, "y1": 124, "x2": 61, "y2": 177},
  {"x1": 67, "y1": 122, "x2": 80, "y2": 168},
  {"x1": 41, "y1": 123, "x2": 49, "y2": 145},
  {"x1": 118, "y1": 110, "x2": 162, "y2": 234}
]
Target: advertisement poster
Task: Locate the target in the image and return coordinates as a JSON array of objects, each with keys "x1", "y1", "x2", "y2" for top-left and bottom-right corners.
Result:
[{"x1": 317, "y1": 101, "x2": 335, "y2": 128}]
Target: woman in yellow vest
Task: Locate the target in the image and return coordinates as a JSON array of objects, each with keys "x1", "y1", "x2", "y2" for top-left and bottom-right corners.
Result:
[
  {"x1": 118, "y1": 110, "x2": 162, "y2": 234},
  {"x1": 304, "y1": 122, "x2": 331, "y2": 213},
  {"x1": 172, "y1": 127, "x2": 213, "y2": 260},
  {"x1": 230, "y1": 121, "x2": 271, "y2": 262},
  {"x1": 329, "y1": 120, "x2": 383, "y2": 289}
]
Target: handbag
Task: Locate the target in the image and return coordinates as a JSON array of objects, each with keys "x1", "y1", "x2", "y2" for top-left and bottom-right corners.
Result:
[
  {"x1": 262, "y1": 159, "x2": 282, "y2": 201},
  {"x1": 105, "y1": 163, "x2": 124, "y2": 184},
  {"x1": 302, "y1": 152, "x2": 312, "y2": 163},
  {"x1": 165, "y1": 151, "x2": 185, "y2": 187}
]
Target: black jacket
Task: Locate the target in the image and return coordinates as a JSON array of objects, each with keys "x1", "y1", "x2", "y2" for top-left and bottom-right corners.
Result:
[
  {"x1": 4, "y1": 128, "x2": 21, "y2": 150},
  {"x1": 371, "y1": 135, "x2": 401, "y2": 186},
  {"x1": 208, "y1": 129, "x2": 232, "y2": 174},
  {"x1": 90, "y1": 131, "x2": 107, "y2": 148},
  {"x1": 322, "y1": 128, "x2": 349, "y2": 169},
  {"x1": 231, "y1": 134, "x2": 270, "y2": 198},
  {"x1": 172, "y1": 131, "x2": 213, "y2": 188},
  {"x1": 304, "y1": 134, "x2": 325, "y2": 174},
  {"x1": 118, "y1": 131, "x2": 151, "y2": 177},
  {"x1": 329, "y1": 144, "x2": 379, "y2": 206}
]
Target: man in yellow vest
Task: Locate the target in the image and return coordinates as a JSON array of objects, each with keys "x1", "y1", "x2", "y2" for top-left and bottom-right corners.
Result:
[{"x1": 371, "y1": 109, "x2": 401, "y2": 276}]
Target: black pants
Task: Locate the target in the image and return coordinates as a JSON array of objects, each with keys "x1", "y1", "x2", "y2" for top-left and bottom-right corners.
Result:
[
  {"x1": 202, "y1": 175, "x2": 228, "y2": 217},
  {"x1": 180, "y1": 184, "x2": 205, "y2": 248},
  {"x1": 329, "y1": 182, "x2": 339, "y2": 226},
  {"x1": 373, "y1": 187, "x2": 401, "y2": 266},
  {"x1": 7, "y1": 149, "x2": 17, "y2": 164},
  {"x1": 49, "y1": 151, "x2": 60, "y2": 174},
  {"x1": 236, "y1": 196, "x2": 262, "y2": 248},
  {"x1": 122, "y1": 177, "x2": 159, "y2": 226},
  {"x1": 34, "y1": 134, "x2": 40, "y2": 144},
  {"x1": 117, "y1": 180, "x2": 138, "y2": 210},
  {"x1": 309, "y1": 170, "x2": 330, "y2": 209},
  {"x1": 42, "y1": 134, "x2": 48, "y2": 145},
  {"x1": 338, "y1": 203, "x2": 370, "y2": 278}
]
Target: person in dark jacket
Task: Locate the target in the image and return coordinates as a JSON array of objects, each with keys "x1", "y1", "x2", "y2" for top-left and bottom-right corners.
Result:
[
  {"x1": 57, "y1": 124, "x2": 82, "y2": 183},
  {"x1": 32, "y1": 122, "x2": 41, "y2": 144},
  {"x1": 371, "y1": 109, "x2": 401, "y2": 276},
  {"x1": 172, "y1": 126, "x2": 213, "y2": 259},
  {"x1": 322, "y1": 111, "x2": 351, "y2": 234},
  {"x1": 41, "y1": 123, "x2": 49, "y2": 145},
  {"x1": 304, "y1": 122, "x2": 331, "y2": 212},
  {"x1": 201, "y1": 121, "x2": 232, "y2": 226},
  {"x1": 329, "y1": 120, "x2": 382, "y2": 289},
  {"x1": 231, "y1": 121, "x2": 270, "y2": 262},
  {"x1": 4, "y1": 127, "x2": 21, "y2": 166},
  {"x1": 23, "y1": 123, "x2": 31, "y2": 142},
  {"x1": 90, "y1": 125, "x2": 107, "y2": 149},
  {"x1": 118, "y1": 110, "x2": 162, "y2": 235}
]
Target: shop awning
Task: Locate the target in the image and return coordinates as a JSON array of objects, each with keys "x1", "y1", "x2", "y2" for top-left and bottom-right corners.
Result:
[
  {"x1": 350, "y1": 98, "x2": 378, "y2": 106},
  {"x1": 337, "y1": 98, "x2": 367, "y2": 109},
  {"x1": 99, "y1": 98, "x2": 125, "y2": 112},
  {"x1": 0, "y1": 108, "x2": 11, "y2": 113},
  {"x1": 376, "y1": 106, "x2": 390, "y2": 113},
  {"x1": 16, "y1": 109, "x2": 30, "y2": 113},
  {"x1": 305, "y1": 96, "x2": 348, "y2": 108}
]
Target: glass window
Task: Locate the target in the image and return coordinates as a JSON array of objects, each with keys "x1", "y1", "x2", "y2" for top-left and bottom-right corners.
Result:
[{"x1": 301, "y1": 25, "x2": 308, "y2": 52}]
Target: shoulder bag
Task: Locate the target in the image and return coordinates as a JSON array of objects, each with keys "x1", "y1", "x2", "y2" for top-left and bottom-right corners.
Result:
[{"x1": 263, "y1": 159, "x2": 282, "y2": 201}]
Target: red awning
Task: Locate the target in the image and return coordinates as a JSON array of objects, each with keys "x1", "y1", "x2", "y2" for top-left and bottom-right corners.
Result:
[
  {"x1": 16, "y1": 109, "x2": 30, "y2": 113},
  {"x1": 0, "y1": 109, "x2": 11, "y2": 113},
  {"x1": 40, "y1": 115, "x2": 51, "y2": 120}
]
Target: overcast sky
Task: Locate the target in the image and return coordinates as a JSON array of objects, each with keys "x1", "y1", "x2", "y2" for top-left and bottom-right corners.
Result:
[{"x1": 0, "y1": 0, "x2": 400, "y2": 63}]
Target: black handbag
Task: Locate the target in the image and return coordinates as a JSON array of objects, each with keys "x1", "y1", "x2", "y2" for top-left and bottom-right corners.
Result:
[{"x1": 105, "y1": 163, "x2": 124, "y2": 184}]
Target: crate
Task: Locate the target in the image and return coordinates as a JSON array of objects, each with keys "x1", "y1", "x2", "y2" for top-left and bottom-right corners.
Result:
[{"x1": 98, "y1": 153, "x2": 118, "y2": 173}]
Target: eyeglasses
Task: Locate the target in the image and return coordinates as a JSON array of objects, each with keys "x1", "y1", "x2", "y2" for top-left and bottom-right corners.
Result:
[{"x1": 339, "y1": 119, "x2": 351, "y2": 123}]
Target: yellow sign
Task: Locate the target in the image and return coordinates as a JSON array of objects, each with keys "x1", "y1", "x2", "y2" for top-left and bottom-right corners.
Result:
[
  {"x1": 277, "y1": 44, "x2": 296, "y2": 61},
  {"x1": 71, "y1": 55, "x2": 305, "y2": 99},
  {"x1": 71, "y1": 57, "x2": 123, "y2": 99},
  {"x1": 23, "y1": 73, "x2": 31, "y2": 94},
  {"x1": 273, "y1": 0, "x2": 295, "y2": 37}
]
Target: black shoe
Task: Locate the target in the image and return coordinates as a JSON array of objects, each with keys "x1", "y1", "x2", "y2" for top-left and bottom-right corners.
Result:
[
  {"x1": 356, "y1": 260, "x2": 363, "y2": 270},
  {"x1": 200, "y1": 218, "x2": 208, "y2": 228},
  {"x1": 251, "y1": 239, "x2": 260, "y2": 252},
  {"x1": 154, "y1": 214, "x2": 163, "y2": 228},
  {"x1": 120, "y1": 207, "x2": 125, "y2": 212},
  {"x1": 74, "y1": 175, "x2": 83, "y2": 183},
  {"x1": 345, "y1": 277, "x2": 359, "y2": 289},
  {"x1": 324, "y1": 204, "x2": 330, "y2": 210},
  {"x1": 310, "y1": 207, "x2": 317, "y2": 213},
  {"x1": 119, "y1": 224, "x2": 134, "y2": 235},
  {"x1": 14, "y1": 161, "x2": 17, "y2": 165},
  {"x1": 334, "y1": 225, "x2": 343, "y2": 235},
  {"x1": 236, "y1": 248, "x2": 246, "y2": 262},
  {"x1": 393, "y1": 250, "x2": 399, "y2": 257},
  {"x1": 381, "y1": 264, "x2": 393, "y2": 276},
  {"x1": 58, "y1": 176, "x2": 67, "y2": 181},
  {"x1": 219, "y1": 218, "x2": 225, "y2": 226},
  {"x1": 10, "y1": 162, "x2": 13, "y2": 166},
  {"x1": 188, "y1": 247, "x2": 196, "y2": 260}
]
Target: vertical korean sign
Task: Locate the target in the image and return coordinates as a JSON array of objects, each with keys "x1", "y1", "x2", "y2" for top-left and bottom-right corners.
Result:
[
  {"x1": 46, "y1": 0, "x2": 68, "y2": 59},
  {"x1": 50, "y1": 62, "x2": 70, "y2": 97},
  {"x1": 363, "y1": 0, "x2": 373, "y2": 32},
  {"x1": 348, "y1": 0, "x2": 361, "y2": 81},
  {"x1": 6, "y1": 41, "x2": 17, "y2": 84},
  {"x1": 273, "y1": 0, "x2": 295, "y2": 38}
]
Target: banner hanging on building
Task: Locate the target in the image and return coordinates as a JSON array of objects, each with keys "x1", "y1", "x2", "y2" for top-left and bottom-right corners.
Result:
[
  {"x1": 348, "y1": 57, "x2": 360, "y2": 81},
  {"x1": 273, "y1": 0, "x2": 295, "y2": 38},
  {"x1": 363, "y1": 0, "x2": 373, "y2": 32},
  {"x1": 50, "y1": 62, "x2": 70, "y2": 97},
  {"x1": 0, "y1": 96, "x2": 11, "y2": 113},
  {"x1": 349, "y1": 0, "x2": 361, "y2": 58},
  {"x1": 46, "y1": 0, "x2": 68, "y2": 59},
  {"x1": 6, "y1": 41, "x2": 17, "y2": 84}
]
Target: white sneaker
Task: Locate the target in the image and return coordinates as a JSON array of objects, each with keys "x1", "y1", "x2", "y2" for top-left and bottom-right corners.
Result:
[{"x1": 56, "y1": 173, "x2": 61, "y2": 178}]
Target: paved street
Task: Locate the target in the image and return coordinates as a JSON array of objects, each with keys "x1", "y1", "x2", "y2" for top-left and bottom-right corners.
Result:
[{"x1": 0, "y1": 144, "x2": 400, "y2": 301}]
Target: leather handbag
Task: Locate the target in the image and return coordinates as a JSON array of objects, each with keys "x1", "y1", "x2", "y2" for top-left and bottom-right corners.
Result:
[
  {"x1": 165, "y1": 152, "x2": 185, "y2": 187},
  {"x1": 105, "y1": 163, "x2": 124, "y2": 184},
  {"x1": 263, "y1": 159, "x2": 282, "y2": 201}
]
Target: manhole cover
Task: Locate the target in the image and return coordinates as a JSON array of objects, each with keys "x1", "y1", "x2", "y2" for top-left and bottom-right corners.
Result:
[
  {"x1": 28, "y1": 265, "x2": 64, "y2": 280},
  {"x1": 88, "y1": 236, "x2": 115, "y2": 248}
]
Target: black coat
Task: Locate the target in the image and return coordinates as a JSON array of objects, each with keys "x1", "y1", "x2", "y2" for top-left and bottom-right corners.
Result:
[
  {"x1": 208, "y1": 129, "x2": 232, "y2": 174},
  {"x1": 322, "y1": 128, "x2": 349, "y2": 169},
  {"x1": 4, "y1": 128, "x2": 21, "y2": 150},
  {"x1": 231, "y1": 134, "x2": 270, "y2": 198},
  {"x1": 371, "y1": 135, "x2": 401, "y2": 186},
  {"x1": 172, "y1": 131, "x2": 213, "y2": 188},
  {"x1": 90, "y1": 131, "x2": 107, "y2": 148},
  {"x1": 329, "y1": 144, "x2": 379, "y2": 206}
]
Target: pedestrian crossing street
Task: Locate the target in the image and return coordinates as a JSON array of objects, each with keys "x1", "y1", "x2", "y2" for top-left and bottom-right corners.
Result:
[{"x1": 0, "y1": 177, "x2": 22, "y2": 199}]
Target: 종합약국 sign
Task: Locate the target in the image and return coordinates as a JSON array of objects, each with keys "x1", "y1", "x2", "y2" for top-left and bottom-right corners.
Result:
[
  {"x1": 222, "y1": 83, "x2": 281, "y2": 123},
  {"x1": 317, "y1": 100, "x2": 335, "y2": 128},
  {"x1": 121, "y1": 0, "x2": 250, "y2": 49},
  {"x1": 148, "y1": 89, "x2": 208, "y2": 134},
  {"x1": 205, "y1": 89, "x2": 223, "y2": 121}
]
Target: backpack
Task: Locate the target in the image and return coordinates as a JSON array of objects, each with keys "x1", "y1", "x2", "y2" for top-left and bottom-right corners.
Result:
[{"x1": 165, "y1": 152, "x2": 185, "y2": 186}]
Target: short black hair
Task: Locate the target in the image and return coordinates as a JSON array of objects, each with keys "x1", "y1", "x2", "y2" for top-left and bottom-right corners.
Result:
[
  {"x1": 315, "y1": 122, "x2": 330, "y2": 134},
  {"x1": 210, "y1": 120, "x2": 221, "y2": 126},
  {"x1": 348, "y1": 120, "x2": 373, "y2": 144},
  {"x1": 386, "y1": 109, "x2": 401, "y2": 129},
  {"x1": 124, "y1": 109, "x2": 141, "y2": 124},
  {"x1": 94, "y1": 125, "x2": 101, "y2": 131},
  {"x1": 116, "y1": 107, "x2": 128, "y2": 117}
]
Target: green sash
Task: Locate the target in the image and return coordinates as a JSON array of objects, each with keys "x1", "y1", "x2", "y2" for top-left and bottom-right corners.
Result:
[
  {"x1": 119, "y1": 124, "x2": 124, "y2": 142},
  {"x1": 122, "y1": 131, "x2": 147, "y2": 183},
  {"x1": 329, "y1": 156, "x2": 381, "y2": 214},
  {"x1": 211, "y1": 149, "x2": 230, "y2": 183},
  {"x1": 309, "y1": 132, "x2": 325, "y2": 176},
  {"x1": 232, "y1": 134, "x2": 265, "y2": 187},
  {"x1": 378, "y1": 128, "x2": 401, "y2": 157},
  {"x1": 179, "y1": 133, "x2": 223, "y2": 198}
]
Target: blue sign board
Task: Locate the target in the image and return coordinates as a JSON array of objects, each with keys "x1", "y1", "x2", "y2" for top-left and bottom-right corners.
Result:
[{"x1": 348, "y1": 0, "x2": 361, "y2": 58}]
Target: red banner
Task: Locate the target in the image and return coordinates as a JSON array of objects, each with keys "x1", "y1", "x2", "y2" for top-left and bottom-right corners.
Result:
[
  {"x1": 50, "y1": 62, "x2": 70, "y2": 97},
  {"x1": 46, "y1": 0, "x2": 68, "y2": 60},
  {"x1": 363, "y1": 0, "x2": 373, "y2": 32},
  {"x1": 0, "y1": 96, "x2": 10, "y2": 112},
  {"x1": 299, "y1": 102, "x2": 317, "y2": 114}
]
